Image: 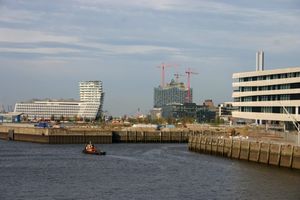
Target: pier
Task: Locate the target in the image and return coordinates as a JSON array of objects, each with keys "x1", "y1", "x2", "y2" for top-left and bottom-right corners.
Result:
[
  {"x1": 0, "y1": 125, "x2": 192, "y2": 144},
  {"x1": 188, "y1": 135, "x2": 300, "y2": 170},
  {"x1": 112, "y1": 130, "x2": 189, "y2": 143},
  {"x1": 0, "y1": 126, "x2": 112, "y2": 144}
]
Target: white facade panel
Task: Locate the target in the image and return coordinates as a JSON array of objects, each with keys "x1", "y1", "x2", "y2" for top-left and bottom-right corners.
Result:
[
  {"x1": 232, "y1": 111, "x2": 300, "y2": 122},
  {"x1": 232, "y1": 77, "x2": 300, "y2": 87},
  {"x1": 232, "y1": 66, "x2": 300, "y2": 123},
  {"x1": 233, "y1": 67, "x2": 300, "y2": 79},
  {"x1": 14, "y1": 81, "x2": 104, "y2": 120},
  {"x1": 232, "y1": 100, "x2": 300, "y2": 107},
  {"x1": 232, "y1": 89, "x2": 300, "y2": 98}
]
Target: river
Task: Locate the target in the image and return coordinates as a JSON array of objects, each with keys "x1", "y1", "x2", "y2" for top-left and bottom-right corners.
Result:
[{"x1": 0, "y1": 140, "x2": 299, "y2": 200}]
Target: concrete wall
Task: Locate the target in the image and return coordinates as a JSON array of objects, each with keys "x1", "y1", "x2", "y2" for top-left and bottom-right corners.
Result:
[
  {"x1": 112, "y1": 130, "x2": 189, "y2": 143},
  {"x1": 0, "y1": 125, "x2": 189, "y2": 144},
  {"x1": 0, "y1": 126, "x2": 112, "y2": 144},
  {"x1": 189, "y1": 135, "x2": 300, "y2": 170}
]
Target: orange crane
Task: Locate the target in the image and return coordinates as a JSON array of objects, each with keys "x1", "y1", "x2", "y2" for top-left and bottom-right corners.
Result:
[{"x1": 185, "y1": 68, "x2": 198, "y2": 103}]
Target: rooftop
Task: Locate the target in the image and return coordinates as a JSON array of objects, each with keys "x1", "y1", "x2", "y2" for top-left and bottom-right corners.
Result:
[{"x1": 233, "y1": 66, "x2": 300, "y2": 79}]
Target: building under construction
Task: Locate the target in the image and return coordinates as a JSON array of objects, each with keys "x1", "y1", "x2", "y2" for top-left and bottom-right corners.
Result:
[{"x1": 154, "y1": 79, "x2": 192, "y2": 108}]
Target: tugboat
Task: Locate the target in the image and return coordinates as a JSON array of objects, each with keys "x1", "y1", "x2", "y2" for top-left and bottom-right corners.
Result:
[{"x1": 82, "y1": 141, "x2": 106, "y2": 155}]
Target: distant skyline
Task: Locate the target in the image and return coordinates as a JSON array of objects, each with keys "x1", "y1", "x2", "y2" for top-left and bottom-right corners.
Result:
[{"x1": 0, "y1": 0, "x2": 300, "y2": 116}]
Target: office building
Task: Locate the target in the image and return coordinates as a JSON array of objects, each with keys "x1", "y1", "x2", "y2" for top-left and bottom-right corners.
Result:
[
  {"x1": 14, "y1": 81, "x2": 104, "y2": 121},
  {"x1": 203, "y1": 99, "x2": 215, "y2": 108},
  {"x1": 0, "y1": 112, "x2": 23, "y2": 123},
  {"x1": 218, "y1": 102, "x2": 237, "y2": 123},
  {"x1": 150, "y1": 108, "x2": 162, "y2": 119},
  {"x1": 161, "y1": 102, "x2": 216, "y2": 123},
  {"x1": 232, "y1": 65, "x2": 300, "y2": 124},
  {"x1": 162, "y1": 103, "x2": 198, "y2": 119},
  {"x1": 79, "y1": 81, "x2": 104, "y2": 119}
]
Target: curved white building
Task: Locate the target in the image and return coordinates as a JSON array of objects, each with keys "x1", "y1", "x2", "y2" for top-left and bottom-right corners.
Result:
[
  {"x1": 232, "y1": 67, "x2": 300, "y2": 123},
  {"x1": 14, "y1": 81, "x2": 104, "y2": 121}
]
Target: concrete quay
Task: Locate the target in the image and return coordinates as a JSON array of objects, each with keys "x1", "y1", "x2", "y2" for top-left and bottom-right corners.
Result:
[
  {"x1": 112, "y1": 130, "x2": 189, "y2": 143},
  {"x1": 188, "y1": 135, "x2": 300, "y2": 170},
  {"x1": 0, "y1": 125, "x2": 193, "y2": 144},
  {"x1": 0, "y1": 126, "x2": 112, "y2": 144}
]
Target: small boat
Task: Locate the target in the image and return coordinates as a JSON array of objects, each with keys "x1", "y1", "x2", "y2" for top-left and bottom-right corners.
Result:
[{"x1": 82, "y1": 141, "x2": 106, "y2": 155}]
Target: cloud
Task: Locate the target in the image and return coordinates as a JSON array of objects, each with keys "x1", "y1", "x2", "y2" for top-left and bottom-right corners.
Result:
[
  {"x1": 0, "y1": 26, "x2": 180, "y2": 57},
  {"x1": 1, "y1": 0, "x2": 300, "y2": 115},
  {"x1": 0, "y1": 28, "x2": 79, "y2": 43},
  {"x1": 78, "y1": 41, "x2": 180, "y2": 55},
  {"x1": 0, "y1": 47, "x2": 81, "y2": 54},
  {"x1": 1, "y1": 0, "x2": 299, "y2": 56},
  {"x1": 239, "y1": 34, "x2": 300, "y2": 53},
  {"x1": 74, "y1": 0, "x2": 174, "y2": 10},
  {"x1": 0, "y1": 6, "x2": 39, "y2": 24}
]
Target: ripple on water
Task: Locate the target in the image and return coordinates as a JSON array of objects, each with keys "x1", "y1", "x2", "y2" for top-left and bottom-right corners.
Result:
[{"x1": 0, "y1": 141, "x2": 300, "y2": 200}]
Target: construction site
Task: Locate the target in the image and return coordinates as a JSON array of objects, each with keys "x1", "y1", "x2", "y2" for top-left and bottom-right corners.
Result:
[{"x1": 0, "y1": 122, "x2": 298, "y2": 145}]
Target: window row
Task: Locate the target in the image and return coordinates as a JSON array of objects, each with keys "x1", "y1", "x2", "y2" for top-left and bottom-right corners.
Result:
[
  {"x1": 239, "y1": 72, "x2": 300, "y2": 82},
  {"x1": 237, "y1": 83, "x2": 300, "y2": 92},
  {"x1": 240, "y1": 106, "x2": 297, "y2": 114},
  {"x1": 234, "y1": 94, "x2": 300, "y2": 102}
]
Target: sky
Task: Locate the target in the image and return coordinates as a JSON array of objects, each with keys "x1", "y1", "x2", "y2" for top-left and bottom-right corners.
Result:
[{"x1": 0, "y1": 0, "x2": 300, "y2": 116}]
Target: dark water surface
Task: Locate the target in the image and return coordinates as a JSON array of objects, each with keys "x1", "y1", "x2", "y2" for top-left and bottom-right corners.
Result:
[{"x1": 0, "y1": 140, "x2": 300, "y2": 200}]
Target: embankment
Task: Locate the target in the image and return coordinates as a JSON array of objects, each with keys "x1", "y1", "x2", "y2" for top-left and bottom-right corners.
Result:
[{"x1": 188, "y1": 135, "x2": 300, "y2": 170}]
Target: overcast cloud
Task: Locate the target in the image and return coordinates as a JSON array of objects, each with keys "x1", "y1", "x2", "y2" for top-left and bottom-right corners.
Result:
[{"x1": 0, "y1": 0, "x2": 300, "y2": 116}]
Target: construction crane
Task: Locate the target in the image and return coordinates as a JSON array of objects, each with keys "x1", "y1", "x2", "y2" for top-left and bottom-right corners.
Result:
[
  {"x1": 157, "y1": 63, "x2": 176, "y2": 88},
  {"x1": 185, "y1": 68, "x2": 198, "y2": 103},
  {"x1": 174, "y1": 73, "x2": 185, "y2": 83}
]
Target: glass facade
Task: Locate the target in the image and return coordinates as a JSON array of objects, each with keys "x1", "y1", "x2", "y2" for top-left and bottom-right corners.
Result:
[
  {"x1": 154, "y1": 80, "x2": 190, "y2": 108},
  {"x1": 232, "y1": 68, "x2": 300, "y2": 118},
  {"x1": 14, "y1": 81, "x2": 104, "y2": 120}
]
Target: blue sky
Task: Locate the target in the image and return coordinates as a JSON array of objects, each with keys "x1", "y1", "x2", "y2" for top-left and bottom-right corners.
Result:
[{"x1": 0, "y1": 0, "x2": 300, "y2": 116}]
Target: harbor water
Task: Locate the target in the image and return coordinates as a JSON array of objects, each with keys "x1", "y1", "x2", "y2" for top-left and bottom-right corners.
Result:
[{"x1": 0, "y1": 140, "x2": 300, "y2": 200}]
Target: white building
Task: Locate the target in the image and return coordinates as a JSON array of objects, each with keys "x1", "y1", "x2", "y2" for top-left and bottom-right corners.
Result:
[
  {"x1": 232, "y1": 67, "x2": 300, "y2": 124},
  {"x1": 218, "y1": 102, "x2": 236, "y2": 122},
  {"x1": 79, "y1": 81, "x2": 104, "y2": 118},
  {"x1": 14, "y1": 81, "x2": 104, "y2": 120},
  {"x1": 79, "y1": 81, "x2": 104, "y2": 103}
]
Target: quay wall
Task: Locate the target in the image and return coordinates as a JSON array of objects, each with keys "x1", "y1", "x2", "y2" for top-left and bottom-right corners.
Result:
[
  {"x1": 0, "y1": 126, "x2": 112, "y2": 144},
  {"x1": 188, "y1": 135, "x2": 300, "y2": 170},
  {"x1": 112, "y1": 130, "x2": 190, "y2": 143},
  {"x1": 0, "y1": 125, "x2": 195, "y2": 144}
]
